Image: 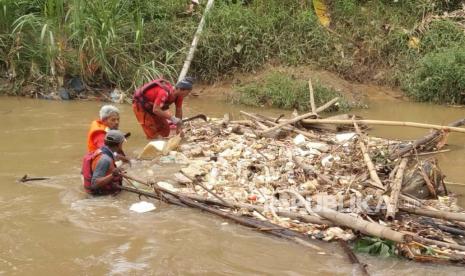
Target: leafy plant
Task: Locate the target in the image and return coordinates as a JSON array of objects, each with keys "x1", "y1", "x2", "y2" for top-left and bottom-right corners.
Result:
[{"x1": 354, "y1": 236, "x2": 397, "y2": 257}]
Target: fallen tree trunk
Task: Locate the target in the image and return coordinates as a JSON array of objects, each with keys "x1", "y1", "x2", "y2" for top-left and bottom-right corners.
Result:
[{"x1": 390, "y1": 118, "x2": 465, "y2": 159}]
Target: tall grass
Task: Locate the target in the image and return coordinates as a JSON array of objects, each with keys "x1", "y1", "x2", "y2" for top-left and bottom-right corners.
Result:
[
  {"x1": 232, "y1": 71, "x2": 350, "y2": 112},
  {"x1": 1, "y1": 0, "x2": 465, "y2": 104}
]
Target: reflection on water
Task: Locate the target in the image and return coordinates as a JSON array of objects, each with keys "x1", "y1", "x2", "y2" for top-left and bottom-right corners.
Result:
[{"x1": 0, "y1": 96, "x2": 464, "y2": 275}]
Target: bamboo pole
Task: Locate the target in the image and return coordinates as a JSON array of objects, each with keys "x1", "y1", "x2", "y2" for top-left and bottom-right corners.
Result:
[
  {"x1": 400, "y1": 207, "x2": 465, "y2": 223},
  {"x1": 353, "y1": 120, "x2": 385, "y2": 190},
  {"x1": 386, "y1": 158, "x2": 409, "y2": 220},
  {"x1": 240, "y1": 111, "x2": 318, "y2": 139},
  {"x1": 177, "y1": 0, "x2": 215, "y2": 82},
  {"x1": 301, "y1": 119, "x2": 465, "y2": 134},
  {"x1": 308, "y1": 79, "x2": 316, "y2": 114},
  {"x1": 260, "y1": 97, "x2": 339, "y2": 134},
  {"x1": 261, "y1": 111, "x2": 317, "y2": 134}
]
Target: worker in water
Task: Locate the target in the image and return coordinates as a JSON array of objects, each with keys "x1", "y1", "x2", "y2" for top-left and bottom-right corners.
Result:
[
  {"x1": 132, "y1": 77, "x2": 194, "y2": 139},
  {"x1": 82, "y1": 130, "x2": 125, "y2": 196},
  {"x1": 86, "y1": 105, "x2": 130, "y2": 163},
  {"x1": 87, "y1": 105, "x2": 121, "y2": 152}
]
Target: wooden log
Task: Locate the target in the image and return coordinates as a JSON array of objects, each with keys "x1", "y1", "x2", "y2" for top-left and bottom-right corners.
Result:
[
  {"x1": 308, "y1": 79, "x2": 316, "y2": 114},
  {"x1": 260, "y1": 97, "x2": 339, "y2": 134},
  {"x1": 386, "y1": 158, "x2": 409, "y2": 220},
  {"x1": 391, "y1": 118, "x2": 465, "y2": 159},
  {"x1": 314, "y1": 97, "x2": 340, "y2": 113},
  {"x1": 261, "y1": 111, "x2": 318, "y2": 134},
  {"x1": 400, "y1": 207, "x2": 465, "y2": 223},
  {"x1": 353, "y1": 120, "x2": 385, "y2": 190},
  {"x1": 300, "y1": 118, "x2": 465, "y2": 134},
  {"x1": 413, "y1": 236, "x2": 465, "y2": 252},
  {"x1": 177, "y1": 0, "x2": 215, "y2": 82},
  {"x1": 240, "y1": 111, "x2": 318, "y2": 139}
]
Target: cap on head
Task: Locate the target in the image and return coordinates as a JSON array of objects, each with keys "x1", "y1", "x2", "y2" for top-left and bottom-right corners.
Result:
[
  {"x1": 99, "y1": 105, "x2": 120, "y2": 120},
  {"x1": 175, "y1": 77, "x2": 194, "y2": 90},
  {"x1": 105, "y1": 130, "x2": 125, "y2": 144}
]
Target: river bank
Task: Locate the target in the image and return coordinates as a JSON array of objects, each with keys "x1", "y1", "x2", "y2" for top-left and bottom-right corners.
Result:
[{"x1": 2, "y1": 1, "x2": 465, "y2": 104}]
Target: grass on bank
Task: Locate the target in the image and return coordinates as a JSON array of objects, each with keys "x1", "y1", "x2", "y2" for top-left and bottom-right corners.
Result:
[
  {"x1": 1, "y1": 0, "x2": 465, "y2": 104},
  {"x1": 231, "y1": 71, "x2": 351, "y2": 112}
]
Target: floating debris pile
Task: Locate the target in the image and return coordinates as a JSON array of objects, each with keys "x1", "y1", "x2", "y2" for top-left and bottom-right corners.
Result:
[{"x1": 126, "y1": 107, "x2": 465, "y2": 265}]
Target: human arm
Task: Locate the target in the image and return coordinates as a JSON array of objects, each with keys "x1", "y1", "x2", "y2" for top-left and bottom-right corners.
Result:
[{"x1": 90, "y1": 157, "x2": 121, "y2": 190}]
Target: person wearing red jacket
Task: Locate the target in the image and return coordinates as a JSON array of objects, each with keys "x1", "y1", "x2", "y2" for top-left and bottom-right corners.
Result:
[{"x1": 132, "y1": 77, "x2": 194, "y2": 139}]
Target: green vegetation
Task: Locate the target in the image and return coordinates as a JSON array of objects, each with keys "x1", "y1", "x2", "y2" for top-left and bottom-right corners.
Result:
[
  {"x1": 404, "y1": 47, "x2": 465, "y2": 104},
  {"x1": 354, "y1": 236, "x2": 397, "y2": 257},
  {"x1": 232, "y1": 71, "x2": 350, "y2": 112},
  {"x1": 1, "y1": 0, "x2": 465, "y2": 104}
]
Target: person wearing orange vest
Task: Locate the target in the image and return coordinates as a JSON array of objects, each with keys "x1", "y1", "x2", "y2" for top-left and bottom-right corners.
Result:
[
  {"x1": 132, "y1": 77, "x2": 194, "y2": 139},
  {"x1": 85, "y1": 130, "x2": 125, "y2": 195},
  {"x1": 87, "y1": 105, "x2": 121, "y2": 152}
]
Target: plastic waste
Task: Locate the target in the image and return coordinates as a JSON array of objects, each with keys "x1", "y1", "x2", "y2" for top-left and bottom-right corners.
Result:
[
  {"x1": 129, "y1": 201, "x2": 156, "y2": 213},
  {"x1": 293, "y1": 134, "x2": 306, "y2": 146},
  {"x1": 110, "y1": 88, "x2": 123, "y2": 103},
  {"x1": 157, "y1": 181, "x2": 178, "y2": 192},
  {"x1": 138, "y1": 140, "x2": 166, "y2": 159},
  {"x1": 335, "y1": 132, "x2": 356, "y2": 143}
]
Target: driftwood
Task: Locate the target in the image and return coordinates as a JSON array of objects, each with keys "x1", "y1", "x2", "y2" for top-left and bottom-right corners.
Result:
[
  {"x1": 300, "y1": 118, "x2": 465, "y2": 134},
  {"x1": 400, "y1": 207, "x2": 465, "y2": 223},
  {"x1": 240, "y1": 111, "x2": 318, "y2": 139},
  {"x1": 261, "y1": 111, "x2": 318, "y2": 134},
  {"x1": 19, "y1": 174, "x2": 50, "y2": 182},
  {"x1": 386, "y1": 158, "x2": 409, "y2": 220},
  {"x1": 353, "y1": 119, "x2": 386, "y2": 197},
  {"x1": 260, "y1": 97, "x2": 339, "y2": 134},
  {"x1": 391, "y1": 118, "x2": 465, "y2": 159},
  {"x1": 308, "y1": 79, "x2": 317, "y2": 114},
  {"x1": 413, "y1": 236, "x2": 465, "y2": 252}
]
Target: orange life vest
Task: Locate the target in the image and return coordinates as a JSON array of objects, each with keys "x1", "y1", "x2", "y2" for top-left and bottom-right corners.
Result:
[
  {"x1": 81, "y1": 148, "x2": 121, "y2": 195},
  {"x1": 87, "y1": 120, "x2": 108, "y2": 152}
]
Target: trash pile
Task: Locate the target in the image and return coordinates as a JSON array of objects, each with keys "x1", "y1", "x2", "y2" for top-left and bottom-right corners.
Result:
[{"x1": 128, "y1": 110, "x2": 465, "y2": 263}]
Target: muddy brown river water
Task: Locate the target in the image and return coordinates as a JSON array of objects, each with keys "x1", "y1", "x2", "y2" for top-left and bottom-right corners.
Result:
[{"x1": 1, "y1": 95, "x2": 464, "y2": 275}]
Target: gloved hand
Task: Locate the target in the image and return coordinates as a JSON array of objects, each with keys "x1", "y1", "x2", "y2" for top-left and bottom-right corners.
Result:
[{"x1": 170, "y1": 116, "x2": 182, "y2": 125}]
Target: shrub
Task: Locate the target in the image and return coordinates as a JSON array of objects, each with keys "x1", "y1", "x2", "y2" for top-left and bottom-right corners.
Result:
[{"x1": 404, "y1": 47, "x2": 465, "y2": 104}]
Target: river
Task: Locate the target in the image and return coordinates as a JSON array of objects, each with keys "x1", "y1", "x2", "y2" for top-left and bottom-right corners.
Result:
[{"x1": 0, "y1": 95, "x2": 464, "y2": 275}]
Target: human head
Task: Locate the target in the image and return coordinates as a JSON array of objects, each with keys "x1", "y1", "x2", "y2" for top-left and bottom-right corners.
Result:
[
  {"x1": 99, "y1": 105, "x2": 120, "y2": 129},
  {"x1": 174, "y1": 77, "x2": 194, "y2": 97},
  {"x1": 104, "y1": 130, "x2": 125, "y2": 151}
]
